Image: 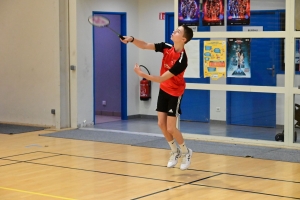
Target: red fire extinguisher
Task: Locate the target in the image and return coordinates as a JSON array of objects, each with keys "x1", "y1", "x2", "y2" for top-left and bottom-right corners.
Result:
[{"x1": 139, "y1": 65, "x2": 151, "y2": 101}]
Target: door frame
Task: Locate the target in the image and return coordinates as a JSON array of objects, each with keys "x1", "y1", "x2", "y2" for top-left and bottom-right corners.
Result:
[
  {"x1": 165, "y1": 12, "x2": 174, "y2": 43},
  {"x1": 92, "y1": 11, "x2": 127, "y2": 124}
]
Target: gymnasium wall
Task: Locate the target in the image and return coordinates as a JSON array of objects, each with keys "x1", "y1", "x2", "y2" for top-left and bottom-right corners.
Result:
[
  {"x1": 136, "y1": 0, "x2": 288, "y2": 125},
  {"x1": 76, "y1": 0, "x2": 140, "y2": 126},
  {"x1": 135, "y1": 0, "x2": 289, "y2": 126},
  {"x1": 0, "y1": 0, "x2": 63, "y2": 127},
  {"x1": 209, "y1": 0, "x2": 286, "y2": 123},
  {"x1": 0, "y1": 0, "x2": 173, "y2": 128},
  {"x1": 296, "y1": 1, "x2": 300, "y2": 31},
  {"x1": 137, "y1": 0, "x2": 175, "y2": 116},
  {"x1": 0, "y1": 0, "x2": 293, "y2": 128}
]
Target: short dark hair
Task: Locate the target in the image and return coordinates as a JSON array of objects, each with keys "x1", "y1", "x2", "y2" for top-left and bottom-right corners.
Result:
[{"x1": 182, "y1": 24, "x2": 193, "y2": 44}]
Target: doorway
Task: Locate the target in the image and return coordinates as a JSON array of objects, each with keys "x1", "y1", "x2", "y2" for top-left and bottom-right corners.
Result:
[{"x1": 92, "y1": 12, "x2": 127, "y2": 124}]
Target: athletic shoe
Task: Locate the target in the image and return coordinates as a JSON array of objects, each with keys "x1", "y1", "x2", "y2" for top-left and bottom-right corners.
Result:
[
  {"x1": 180, "y1": 148, "x2": 192, "y2": 170},
  {"x1": 167, "y1": 148, "x2": 181, "y2": 168}
]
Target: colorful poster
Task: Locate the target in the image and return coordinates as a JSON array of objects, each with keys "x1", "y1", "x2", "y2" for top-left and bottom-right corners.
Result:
[
  {"x1": 178, "y1": 0, "x2": 200, "y2": 26},
  {"x1": 203, "y1": 41, "x2": 226, "y2": 80},
  {"x1": 202, "y1": 0, "x2": 225, "y2": 26},
  {"x1": 227, "y1": 38, "x2": 251, "y2": 78},
  {"x1": 227, "y1": 0, "x2": 250, "y2": 25}
]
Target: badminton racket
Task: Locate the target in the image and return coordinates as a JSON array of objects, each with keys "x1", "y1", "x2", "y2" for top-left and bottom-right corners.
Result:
[{"x1": 88, "y1": 15, "x2": 125, "y2": 40}]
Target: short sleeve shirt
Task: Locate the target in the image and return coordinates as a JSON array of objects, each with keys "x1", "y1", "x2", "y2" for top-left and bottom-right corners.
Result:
[{"x1": 155, "y1": 42, "x2": 188, "y2": 96}]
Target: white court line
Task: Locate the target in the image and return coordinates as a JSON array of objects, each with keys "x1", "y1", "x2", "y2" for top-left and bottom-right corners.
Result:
[{"x1": 80, "y1": 127, "x2": 164, "y2": 138}]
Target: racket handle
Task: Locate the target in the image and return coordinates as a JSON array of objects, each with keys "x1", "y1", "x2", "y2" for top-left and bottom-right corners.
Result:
[{"x1": 119, "y1": 35, "x2": 125, "y2": 40}]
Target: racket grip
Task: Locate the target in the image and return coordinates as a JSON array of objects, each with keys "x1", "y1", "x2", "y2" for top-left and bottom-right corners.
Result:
[{"x1": 119, "y1": 35, "x2": 125, "y2": 40}]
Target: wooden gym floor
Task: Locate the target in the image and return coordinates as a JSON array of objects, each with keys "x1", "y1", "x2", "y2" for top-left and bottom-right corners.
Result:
[{"x1": 0, "y1": 129, "x2": 300, "y2": 200}]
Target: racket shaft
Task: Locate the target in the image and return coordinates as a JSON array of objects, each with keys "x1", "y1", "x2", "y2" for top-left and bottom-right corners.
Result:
[{"x1": 106, "y1": 26, "x2": 125, "y2": 40}]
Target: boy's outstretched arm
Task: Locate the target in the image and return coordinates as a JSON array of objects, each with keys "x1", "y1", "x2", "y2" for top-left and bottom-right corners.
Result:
[{"x1": 120, "y1": 36, "x2": 155, "y2": 50}]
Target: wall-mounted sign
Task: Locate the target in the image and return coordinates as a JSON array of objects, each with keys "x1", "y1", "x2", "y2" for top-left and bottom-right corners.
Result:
[{"x1": 243, "y1": 26, "x2": 263, "y2": 32}]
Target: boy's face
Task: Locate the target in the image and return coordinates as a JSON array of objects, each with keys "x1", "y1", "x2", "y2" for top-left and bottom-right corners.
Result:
[{"x1": 171, "y1": 26, "x2": 187, "y2": 44}]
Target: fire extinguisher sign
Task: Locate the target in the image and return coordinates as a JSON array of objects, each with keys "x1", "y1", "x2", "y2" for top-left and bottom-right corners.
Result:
[{"x1": 159, "y1": 12, "x2": 165, "y2": 20}]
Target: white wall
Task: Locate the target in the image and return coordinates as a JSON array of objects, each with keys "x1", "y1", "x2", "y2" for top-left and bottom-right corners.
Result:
[
  {"x1": 76, "y1": 0, "x2": 174, "y2": 125},
  {"x1": 0, "y1": 0, "x2": 62, "y2": 127},
  {"x1": 251, "y1": 0, "x2": 285, "y2": 10},
  {"x1": 138, "y1": 0, "x2": 174, "y2": 116},
  {"x1": 0, "y1": 0, "x2": 290, "y2": 128},
  {"x1": 76, "y1": 0, "x2": 140, "y2": 126},
  {"x1": 75, "y1": 0, "x2": 289, "y2": 126},
  {"x1": 296, "y1": 0, "x2": 300, "y2": 30}
]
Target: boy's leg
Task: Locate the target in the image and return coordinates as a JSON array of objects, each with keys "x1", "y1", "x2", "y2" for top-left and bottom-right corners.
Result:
[
  {"x1": 157, "y1": 112, "x2": 180, "y2": 167},
  {"x1": 166, "y1": 116, "x2": 184, "y2": 145},
  {"x1": 157, "y1": 112, "x2": 173, "y2": 142},
  {"x1": 167, "y1": 116, "x2": 193, "y2": 170}
]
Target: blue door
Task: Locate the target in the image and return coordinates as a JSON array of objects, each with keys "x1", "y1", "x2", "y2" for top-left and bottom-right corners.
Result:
[
  {"x1": 93, "y1": 12, "x2": 127, "y2": 123},
  {"x1": 165, "y1": 13, "x2": 210, "y2": 122},
  {"x1": 227, "y1": 10, "x2": 283, "y2": 127}
]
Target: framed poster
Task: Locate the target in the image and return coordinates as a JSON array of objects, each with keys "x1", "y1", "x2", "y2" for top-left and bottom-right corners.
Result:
[
  {"x1": 227, "y1": 38, "x2": 251, "y2": 78},
  {"x1": 227, "y1": 0, "x2": 250, "y2": 25},
  {"x1": 178, "y1": 0, "x2": 200, "y2": 26},
  {"x1": 202, "y1": 0, "x2": 225, "y2": 26},
  {"x1": 204, "y1": 40, "x2": 226, "y2": 80}
]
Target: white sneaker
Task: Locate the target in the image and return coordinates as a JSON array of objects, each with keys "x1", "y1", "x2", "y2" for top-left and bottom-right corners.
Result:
[
  {"x1": 167, "y1": 148, "x2": 181, "y2": 168},
  {"x1": 180, "y1": 148, "x2": 192, "y2": 170}
]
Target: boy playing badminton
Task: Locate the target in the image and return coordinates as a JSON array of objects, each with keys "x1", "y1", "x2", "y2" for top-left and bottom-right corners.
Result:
[{"x1": 121, "y1": 25, "x2": 193, "y2": 170}]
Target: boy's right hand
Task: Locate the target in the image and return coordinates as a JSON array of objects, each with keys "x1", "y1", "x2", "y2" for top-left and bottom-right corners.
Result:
[{"x1": 120, "y1": 36, "x2": 134, "y2": 44}]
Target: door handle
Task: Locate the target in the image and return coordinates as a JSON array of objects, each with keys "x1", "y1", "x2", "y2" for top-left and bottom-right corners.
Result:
[{"x1": 267, "y1": 65, "x2": 275, "y2": 77}]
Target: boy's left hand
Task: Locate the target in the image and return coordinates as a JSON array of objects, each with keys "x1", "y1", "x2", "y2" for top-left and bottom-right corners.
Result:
[{"x1": 134, "y1": 63, "x2": 143, "y2": 76}]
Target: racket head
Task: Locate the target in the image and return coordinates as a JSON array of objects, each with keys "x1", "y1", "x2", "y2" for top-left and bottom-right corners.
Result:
[{"x1": 88, "y1": 15, "x2": 110, "y2": 27}]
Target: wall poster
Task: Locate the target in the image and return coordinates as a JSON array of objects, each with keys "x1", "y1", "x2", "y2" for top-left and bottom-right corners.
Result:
[
  {"x1": 227, "y1": 0, "x2": 250, "y2": 25},
  {"x1": 227, "y1": 38, "x2": 251, "y2": 78},
  {"x1": 178, "y1": 0, "x2": 200, "y2": 26},
  {"x1": 204, "y1": 40, "x2": 226, "y2": 80},
  {"x1": 202, "y1": 0, "x2": 225, "y2": 26}
]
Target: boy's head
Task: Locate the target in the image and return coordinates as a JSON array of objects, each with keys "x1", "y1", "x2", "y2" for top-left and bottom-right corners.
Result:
[
  {"x1": 182, "y1": 24, "x2": 193, "y2": 44},
  {"x1": 171, "y1": 24, "x2": 193, "y2": 44}
]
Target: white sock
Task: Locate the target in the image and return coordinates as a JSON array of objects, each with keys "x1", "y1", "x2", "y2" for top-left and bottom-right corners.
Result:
[
  {"x1": 168, "y1": 140, "x2": 178, "y2": 152},
  {"x1": 179, "y1": 142, "x2": 188, "y2": 154}
]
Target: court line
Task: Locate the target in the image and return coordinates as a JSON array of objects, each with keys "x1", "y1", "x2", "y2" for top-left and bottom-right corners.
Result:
[
  {"x1": 3, "y1": 154, "x2": 62, "y2": 162},
  {"x1": 4, "y1": 152, "x2": 186, "y2": 184},
  {"x1": 36, "y1": 151, "x2": 300, "y2": 184},
  {"x1": 0, "y1": 186, "x2": 76, "y2": 200},
  {"x1": 0, "y1": 161, "x2": 23, "y2": 168},
  {"x1": 0, "y1": 151, "x2": 41, "y2": 168},
  {"x1": 191, "y1": 183, "x2": 300, "y2": 200},
  {"x1": 0, "y1": 151, "x2": 38, "y2": 159},
  {"x1": 10, "y1": 158, "x2": 300, "y2": 200},
  {"x1": 0, "y1": 152, "x2": 61, "y2": 168},
  {"x1": 131, "y1": 174, "x2": 221, "y2": 200},
  {"x1": 23, "y1": 161, "x2": 187, "y2": 184},
  {"x1": 133, "y1": 181, "x2": 300, "y2": 200}
]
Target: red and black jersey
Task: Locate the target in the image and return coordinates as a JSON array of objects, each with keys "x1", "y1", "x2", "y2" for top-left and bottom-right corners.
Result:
[{"x1": 155, "y1": 42, "x2": 188, "y2": 97}]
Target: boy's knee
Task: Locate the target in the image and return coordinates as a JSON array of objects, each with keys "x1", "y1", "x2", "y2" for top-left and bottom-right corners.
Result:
[
  {"x1": 167, "y1": 126, "x2": 176, "y2": 134},
  {"x1": 157, "y1": 121, "x2": 165, "y2": 129}
]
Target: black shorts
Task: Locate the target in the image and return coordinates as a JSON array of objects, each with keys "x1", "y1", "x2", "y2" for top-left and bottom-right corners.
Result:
[{"x1": 156, "y1": 89, "x2": 183, "y2": 117}]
